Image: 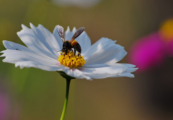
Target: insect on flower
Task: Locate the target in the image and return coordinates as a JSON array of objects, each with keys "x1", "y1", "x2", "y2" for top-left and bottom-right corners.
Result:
[{"x1": 57, "y1": 25, "x2": 84, "y2": 55}]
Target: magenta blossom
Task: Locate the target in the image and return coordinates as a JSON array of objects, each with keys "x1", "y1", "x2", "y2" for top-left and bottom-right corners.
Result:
[{"x1": 129, "y1": 32, "x2": 173, "y2": 72}]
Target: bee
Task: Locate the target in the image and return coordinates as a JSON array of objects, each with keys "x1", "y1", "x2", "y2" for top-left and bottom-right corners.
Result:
[{"x1": 57, "y1": 25, "x2": 85, "y2": 55}]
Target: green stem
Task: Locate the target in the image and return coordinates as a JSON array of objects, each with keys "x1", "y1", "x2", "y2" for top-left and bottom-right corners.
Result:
[{"x1": 60, "y1": 78, "x2": 71, "y2": 120}]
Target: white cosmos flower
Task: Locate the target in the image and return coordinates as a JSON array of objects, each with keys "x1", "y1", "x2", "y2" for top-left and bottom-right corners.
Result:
[{"x1": 1, "y1": 23, "x2": 137, "y2": 80}]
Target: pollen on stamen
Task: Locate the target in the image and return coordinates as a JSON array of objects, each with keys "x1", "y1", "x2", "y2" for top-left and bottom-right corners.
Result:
[{"x1": 58, "y1": 51, "x2": 86, "y2": 68}]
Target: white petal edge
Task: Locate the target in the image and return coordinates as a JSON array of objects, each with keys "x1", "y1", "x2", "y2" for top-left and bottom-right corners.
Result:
[
  {"x1": 14, "y1": 61, "x2": 62, "y2": 71},
  {"x1": 30, "y1": 23, "x2": 60, "y2": 56},
  {"x1": 80, "y1": 63, "x2": 137, "y2": 79},
  {"x1": 62, "y1": 67, "x2": 92, "y2": 80},
  {"x1": 65, "y1": 27, "x2": 76, "y2": 40},
  {"x1": 17, "y1": 24, "x2": 58, "y2": 59},
  {"x1": 2, "y1": 40, "x2": 57, "y2": 61},
  {"x1": 84, "y1": 37, "x2": 127, "y2": 65},
  {"x1": 1, "y1": 49, "x2": 61, "y2": 71},
  {"x1": 34, "y1": 24, "x2": 62, "y2": 52}
]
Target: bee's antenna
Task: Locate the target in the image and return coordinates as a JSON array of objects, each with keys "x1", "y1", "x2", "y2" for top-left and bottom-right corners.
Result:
[{"x1": 57, "y1": 25, "x2": 65, "y2": 42}]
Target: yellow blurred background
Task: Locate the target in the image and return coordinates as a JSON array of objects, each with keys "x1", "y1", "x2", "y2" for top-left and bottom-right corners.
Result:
[{"x1": 0, "y1": 0, "x2": 173, "y2": 120}]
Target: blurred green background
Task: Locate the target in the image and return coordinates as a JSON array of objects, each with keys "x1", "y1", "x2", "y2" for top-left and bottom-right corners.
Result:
[{"x1": 1, "y1": 0, "x2": 173, "y2": 120}]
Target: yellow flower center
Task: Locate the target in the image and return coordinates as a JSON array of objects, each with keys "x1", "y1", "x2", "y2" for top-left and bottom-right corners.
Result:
[{"x1": 58, "y1": 51, "x2": 86, "y2": 68}]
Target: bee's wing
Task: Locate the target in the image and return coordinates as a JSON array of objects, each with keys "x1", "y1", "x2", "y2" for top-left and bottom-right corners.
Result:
[
  {"x1": 57, "y1": 25, "x2": 65, "y2": 42},
  {"x1": 70, "y1": 27, "x2": 85, "y2": 42}
]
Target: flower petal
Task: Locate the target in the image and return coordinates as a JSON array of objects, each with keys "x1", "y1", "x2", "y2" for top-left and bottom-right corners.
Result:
[
  {"x1": 30, "y1": 23, "x2": 60, "y2": 55},
  {"x1": 83, "y1": 64, "x2": 109, "y2": 68},
  {"x1": 80, "y1": 63, "x2": 137, "y2": 79},
  {"x1": 3, "y1": 40, "x2": 58, "y2": 59},
  {"x1": 3, "y1": 40, "x2": 33, "y2": 52},
  {"x1": 1, "y1": 48, "x2": 61, "y2": 71},
  {"x1": 36, "y1": 24, "x2": 62, "y2": 52},
  {"x1": 17, "y1": 24, "x2": 58, "y2": 59},
  {"x1": 84, "y1": 37, "x2": 127, "y2": 64},
  {"x1": 62, "y1": 67, "x2": 92, "y2": 80},
  {"x1": 15, "y1": 61, "x2": 61, "y2": 71},
  {"x1": 65, "y1": 27, "x2": 76, "y2": 40}
]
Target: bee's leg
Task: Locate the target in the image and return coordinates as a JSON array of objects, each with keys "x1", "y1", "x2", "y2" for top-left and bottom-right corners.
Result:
[
  {"x1": 74, "y1": 49, "x2": 76, "y2": 55},
  {"x1": 78, "y1": 53, "x2": 81, "y2": 56},
  {"x1": 70, "y1": 49, "x2": 73, "y2": 53},
  {"x1": 65, "y1": 49, "x2": 68, "y2": 55},
  {"x1": 74, "y1": 43, "x2": 81, "y2": 56}
]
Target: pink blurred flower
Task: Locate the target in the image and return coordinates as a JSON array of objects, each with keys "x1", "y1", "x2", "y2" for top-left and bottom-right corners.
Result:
[{"x1": 129, "y1": 19, "x2": 173, "y2": 72}]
